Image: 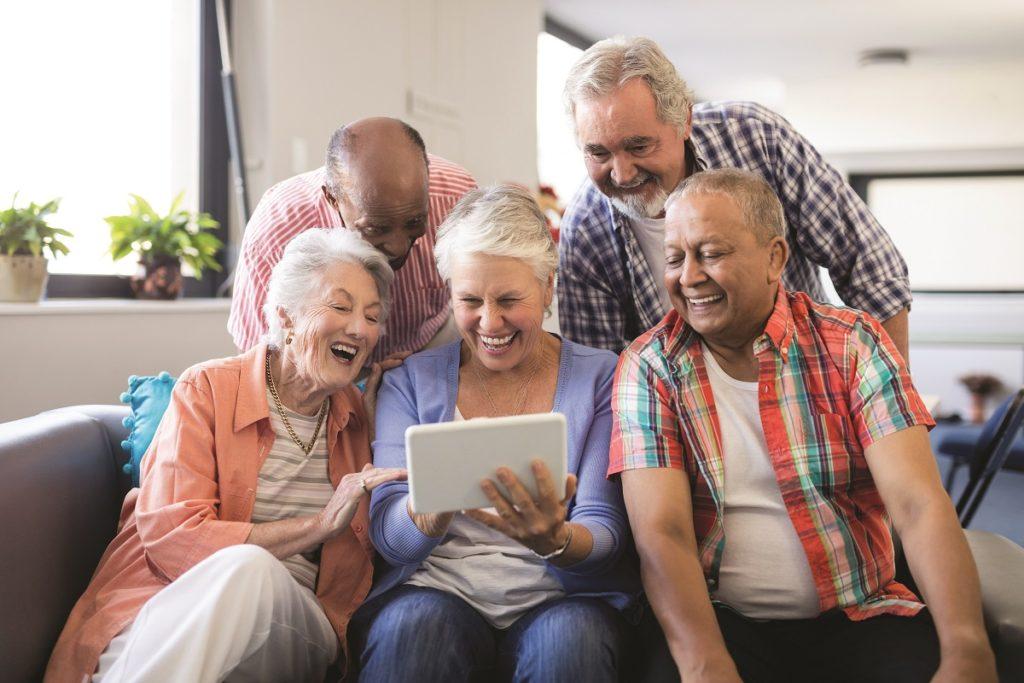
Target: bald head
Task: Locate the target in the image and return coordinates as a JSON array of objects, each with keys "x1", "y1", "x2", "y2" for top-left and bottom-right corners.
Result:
[
  {"x1": 325, "y1": 117, "x2": 428, "y2": 199},
  {"x1": 322, "y1": 118, "x2": 431, "y2": 270}
]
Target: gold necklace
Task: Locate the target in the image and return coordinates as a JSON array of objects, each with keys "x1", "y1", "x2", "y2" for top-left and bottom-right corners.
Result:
[
  {"x1": 265, "y1": 353, "x2": 329, "y2": 456},
  {"x1": 470, "y1": 353, "x2": 546, "y2": 417}
]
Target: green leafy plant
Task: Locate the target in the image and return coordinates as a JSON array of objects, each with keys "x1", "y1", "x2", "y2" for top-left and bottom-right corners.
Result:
[
  {"x1": 0, "y1": 195, "x2": 72, "y2": 258},
  {"x1": 106, "y1": 191, "x2": 223, "y2": 275}
]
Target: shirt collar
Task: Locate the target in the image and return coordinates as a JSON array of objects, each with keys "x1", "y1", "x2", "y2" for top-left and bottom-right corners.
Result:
[
  {"x1": 234, "y1": 343, "x2": 360, "y2": 433},
  {"x1": 686, "y1": 137, "x2": 708, "y2": 173},
  {"x1": 661, "y1": 285, "x2": 795, "y2": 368}
]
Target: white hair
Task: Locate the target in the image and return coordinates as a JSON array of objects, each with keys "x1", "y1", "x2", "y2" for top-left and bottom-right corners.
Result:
[
  {"x1": 564, "y1": 35, "x2": 695, "y2": 136},
  {"x1": 263, "y1": 228, "x2": 394, "y2": 348},
  {"x1": 434, "y1": 185, "x2": 557, "y2": 284}
]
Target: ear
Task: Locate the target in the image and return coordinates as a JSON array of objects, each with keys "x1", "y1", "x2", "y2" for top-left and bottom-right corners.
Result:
[
  {"x1": 544, "y1": 272, "x2": 555, "y2": 308},
  {"x1": 682, "y1": 107, "x2": 693, "y2": 140},
  {"x1": 276, "y1": 306, "x2": 295, "y2": 334},
  {"x1": 766, "y1": 236, "x2": 789, "y2": 284},
  {"x1": 321, "y1": 184, "x2": 338, "y2": 208}
]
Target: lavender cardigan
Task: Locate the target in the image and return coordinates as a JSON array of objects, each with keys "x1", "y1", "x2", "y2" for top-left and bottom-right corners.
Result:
[{"x1": 366, "y1": 337, "x2": 640, "y2": 611}]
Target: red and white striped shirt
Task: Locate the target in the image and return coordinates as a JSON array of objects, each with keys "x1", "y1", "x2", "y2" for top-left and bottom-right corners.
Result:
[{"x1": 228, "y1": 154, "x2": 477, "y2": 361}]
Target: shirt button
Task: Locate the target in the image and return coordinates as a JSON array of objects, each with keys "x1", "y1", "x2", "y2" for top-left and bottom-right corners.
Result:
[
  {"x1": 707, "y1": 577, "x2": 718, "y2": 589},
  {"x1": 762, "y1": 385, "x2": 769, "y2": 394}
]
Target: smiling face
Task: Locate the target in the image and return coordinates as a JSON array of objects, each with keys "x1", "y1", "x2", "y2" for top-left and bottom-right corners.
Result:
[
  {"x1": 574, "y1": 78, "x2": 690, "y2": 219},
  {"x1": 325, "y1": 171, "x2": 429, "y2": 271},
  {"x1": 279, "y1": 261, "x2": 383, "y2": 394},
  {"x1": 664, "y1": 192, "x2": 788, "y2": 349},
  {"x1": 450, "y1": 253, "x2": 553, "y2": 373}
]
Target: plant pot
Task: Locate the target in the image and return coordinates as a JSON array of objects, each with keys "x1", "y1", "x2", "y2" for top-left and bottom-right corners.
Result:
[
  {"x1": 0, "y1": 254, "x2": 48, "y2": 302},
  {"x1": 130, "y1": 256, "x2": 182, "y2": 300}
]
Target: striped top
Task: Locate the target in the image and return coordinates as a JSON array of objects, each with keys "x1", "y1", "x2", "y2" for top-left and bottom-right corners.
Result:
[
  {"x1": 609, "y1": 287, "x2": 934, "y2": 621},
  {"x1": 228, "y1": 154, "x2": 477, "y2": 361},
  {"x1": 251, "y1": 389, "x2": 335, "y2": 590}
]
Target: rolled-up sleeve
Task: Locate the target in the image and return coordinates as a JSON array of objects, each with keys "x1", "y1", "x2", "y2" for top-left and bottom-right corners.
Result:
[{"x1": 767, "y1": 107, "x2": 912, "y2": 322}]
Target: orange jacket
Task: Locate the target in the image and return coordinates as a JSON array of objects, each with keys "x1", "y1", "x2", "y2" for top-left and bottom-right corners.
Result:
[{"x1": 45, "y1": 345, "x2": 374, "y2": 682}]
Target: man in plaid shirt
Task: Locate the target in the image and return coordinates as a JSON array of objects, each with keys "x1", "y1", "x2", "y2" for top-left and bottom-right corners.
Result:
[
  {"x1": 611, "y1": 169, "x2": 994, "y2": 682},
  {"x1": 559, "y1": 37, "x2": 911, "y2": 361}
]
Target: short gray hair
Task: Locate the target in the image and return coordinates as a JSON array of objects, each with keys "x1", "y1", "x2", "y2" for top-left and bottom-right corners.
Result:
[
  {"x1": 263, "y1": 228, "x2": 394, "y2": 348},
  {"x1": 434, "y1": 185, "x2": 557, "y2": 284},
  {"x1": 666, "y1": 168, "x2": 786, "y2": 243},
  {"x1": 564, "y1": 36, "x2": 695, "y2": 136}
]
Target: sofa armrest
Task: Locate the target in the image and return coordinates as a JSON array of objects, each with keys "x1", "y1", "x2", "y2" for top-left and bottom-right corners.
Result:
[
  {"x1": 965, "y1": 530, "x2": 1024, "y2": 682},
  {"x1": 0, "y1": 407, "x2": 127, "y2": 682}
]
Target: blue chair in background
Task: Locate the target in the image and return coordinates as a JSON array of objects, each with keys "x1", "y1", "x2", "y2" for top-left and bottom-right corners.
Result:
[{"x1": 932, "y1": 388, "x2": 1024, "y2": 528}]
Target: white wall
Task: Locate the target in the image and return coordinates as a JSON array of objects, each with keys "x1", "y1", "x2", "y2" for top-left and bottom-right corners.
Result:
[
  {"x1": 233, "y1": 0, "x2": 542, "y2": 244},
  {"x1": 0, "y1": 302, "x2": 236, "y2": 423}
]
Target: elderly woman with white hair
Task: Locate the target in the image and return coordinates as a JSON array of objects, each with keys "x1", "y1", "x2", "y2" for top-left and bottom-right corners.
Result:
[
  {"x1": 46, "y1": 228, "x2": 407, "y2": 683},
  {"x1": 348, "y1": 185, "x2": 640, "y2": 682}
]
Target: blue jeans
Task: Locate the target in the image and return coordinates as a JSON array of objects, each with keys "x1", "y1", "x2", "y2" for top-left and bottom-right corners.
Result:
[{"x1": 348, "y1": 585, "x2": 627, "y2": 682}]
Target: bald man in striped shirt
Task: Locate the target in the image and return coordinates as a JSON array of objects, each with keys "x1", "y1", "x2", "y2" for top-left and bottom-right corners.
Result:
[{"x1": 229, "y1": 117, "x2": 477, "y2": 362}]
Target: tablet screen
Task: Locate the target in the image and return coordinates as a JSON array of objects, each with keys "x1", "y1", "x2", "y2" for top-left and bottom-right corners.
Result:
[{"x1": 406, "y1": 413, "x2": 567, "y2": 514}]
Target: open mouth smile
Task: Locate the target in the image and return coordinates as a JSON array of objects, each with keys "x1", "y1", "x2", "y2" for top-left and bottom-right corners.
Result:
[
  {"x1": 330, "y1": 342, "x2": 359, "y2": 363},
  {"x1": 479, "y1": 332, "x2": 517, "y2": 354}
]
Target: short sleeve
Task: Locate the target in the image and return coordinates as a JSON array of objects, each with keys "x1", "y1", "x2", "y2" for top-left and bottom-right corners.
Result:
[
  {"x1": 609, "y1": 347, "x2": 687, "y2": 476},
  {"x1": 847, "y1": 315, "x2": 935, "y2": 448}
]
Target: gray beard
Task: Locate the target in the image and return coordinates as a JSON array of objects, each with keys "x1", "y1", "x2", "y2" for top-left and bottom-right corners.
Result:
[{"x1": 609, "y1": 184, "x2": 669, "y2": 220}]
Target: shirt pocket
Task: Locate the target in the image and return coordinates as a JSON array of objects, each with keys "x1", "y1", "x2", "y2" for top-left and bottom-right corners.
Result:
[{"x1": 809, "y1": 412, "x2": 856, "y2": 495}]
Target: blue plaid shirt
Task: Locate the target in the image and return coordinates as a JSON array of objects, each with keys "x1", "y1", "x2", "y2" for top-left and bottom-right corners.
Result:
[{"x1": 557, "y1": 101, "x2": 911, "y2": 353}]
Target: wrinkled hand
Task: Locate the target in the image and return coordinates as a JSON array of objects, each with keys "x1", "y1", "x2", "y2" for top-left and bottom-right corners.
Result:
[
  {"x1": 362, "y1": 351, "x2": 411, "y2": 441},
  {"x1": 319, "y1": 463, "x2": 407, "y2": 536},
  {"x1": 465, "y1": 460, "x2": 577, "y2": 555}
]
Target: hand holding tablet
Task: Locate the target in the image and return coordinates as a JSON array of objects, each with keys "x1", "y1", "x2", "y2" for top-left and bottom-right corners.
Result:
[{"x1": 405, "y1": 413, "x2": 568, "y2": 514}]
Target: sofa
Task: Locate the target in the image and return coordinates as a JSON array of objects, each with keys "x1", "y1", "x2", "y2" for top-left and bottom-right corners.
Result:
[{"x1": 2, "y1": 405, "x2": 1023, "y2": 682}]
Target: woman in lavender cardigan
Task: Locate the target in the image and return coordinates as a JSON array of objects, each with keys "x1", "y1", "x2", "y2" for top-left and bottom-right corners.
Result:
[{"x1": 348, "y1": 185, "x2": 639, "y2": 682}]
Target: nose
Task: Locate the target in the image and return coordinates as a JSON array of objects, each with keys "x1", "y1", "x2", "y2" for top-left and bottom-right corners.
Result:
[
  {"x1": 610, "y1": 154, "x2": 638, "y2": 188},
  {"x1": 679, "y1": 254, "x2": 707, "y2": 289},
  {"x1": 478, "y1": 301, "x2": 503, "y2": 332},
  {"x1": 345, "y1": 312, "x2": 369, "y2": 340},
  {"x1": 382, "y1": 233, "x2": 413, "y2": 260}
]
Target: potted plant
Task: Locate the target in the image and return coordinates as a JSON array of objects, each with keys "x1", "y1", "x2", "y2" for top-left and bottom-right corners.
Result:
[
  {"x1": 106, "y1": 192, "x2": 223, "y2": 300},
  {"x1": 0, "y1": 196, "x2": 72, "y2": 302}
]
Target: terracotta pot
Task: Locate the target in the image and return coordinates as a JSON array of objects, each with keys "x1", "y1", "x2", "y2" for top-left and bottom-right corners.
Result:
[
  {"x1": 968, "y1": 392, "x2": 987, "y2": 424},
  {"x1": 0, "y1": 254, "x2": 48, "y2": 302},
  {"x1": 130, "y1": 256, "x2": 182, "y2": 300}
]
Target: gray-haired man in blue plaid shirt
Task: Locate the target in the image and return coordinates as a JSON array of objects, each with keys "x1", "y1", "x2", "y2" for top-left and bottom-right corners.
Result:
[{"x1": 558, "y1": 36, "x2": 911, "y2": 360}]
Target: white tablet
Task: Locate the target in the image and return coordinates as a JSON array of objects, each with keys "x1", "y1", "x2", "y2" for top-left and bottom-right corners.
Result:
[{"x1": 406, "y1": 413, "x2": 567, "y2": 514}]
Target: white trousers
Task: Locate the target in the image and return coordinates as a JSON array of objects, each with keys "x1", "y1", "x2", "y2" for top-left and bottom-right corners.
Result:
[{"x1": 94, "y1": 545, "x2": 338, "y2": 683}]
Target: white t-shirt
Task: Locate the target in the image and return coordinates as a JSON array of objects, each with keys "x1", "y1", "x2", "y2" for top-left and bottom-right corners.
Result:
[
  {"x1": 701, "y1": 343, "x2": 821, "y2": 619},
  {"x1": 629, "y1": 216, "x2": 673, "y2": 312}
]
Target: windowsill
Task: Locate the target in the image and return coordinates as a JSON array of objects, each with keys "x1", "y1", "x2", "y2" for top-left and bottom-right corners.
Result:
[{"x1": 0, "y1": 298, "x2": 231, "y2": 316}]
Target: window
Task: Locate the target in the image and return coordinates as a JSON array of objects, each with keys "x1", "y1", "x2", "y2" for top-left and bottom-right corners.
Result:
[
  {"x1": 536, "y1": 31, "x2": 587, "y2": 208},
  {"x1": 0, "y1": 1, "x2": 221, "y2": 294},
  {"x1": 851, "y1": 172, "x2": 1024, "y2": 292}
]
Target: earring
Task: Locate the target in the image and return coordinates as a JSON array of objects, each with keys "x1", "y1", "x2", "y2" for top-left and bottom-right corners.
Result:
[{"x1": 285, "y1": 331, "x2": 294, "y2": 345}]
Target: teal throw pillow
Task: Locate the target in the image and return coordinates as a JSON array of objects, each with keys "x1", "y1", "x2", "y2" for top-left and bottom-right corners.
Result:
[{"x1": 119, "y1": 372, "x2": 177, "y2": 487}]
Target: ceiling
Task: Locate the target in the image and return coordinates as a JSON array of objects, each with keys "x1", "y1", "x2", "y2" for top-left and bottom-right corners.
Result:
[{"x1": 545, "y1": 0, "x2": 1024, "y2": 96}]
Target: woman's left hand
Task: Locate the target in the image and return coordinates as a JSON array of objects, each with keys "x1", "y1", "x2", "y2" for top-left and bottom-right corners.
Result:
[{"x1": 465, "y1": 460, "x2": 577, "y2": 556}]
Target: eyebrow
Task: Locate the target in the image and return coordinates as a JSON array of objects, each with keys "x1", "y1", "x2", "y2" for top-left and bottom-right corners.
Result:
[
  {"x1": 623, "y1": 135, "x2": 655, "y2": 147},
  {"x1": 583, "y1": 143, "x2": 608, "y2": 155}
]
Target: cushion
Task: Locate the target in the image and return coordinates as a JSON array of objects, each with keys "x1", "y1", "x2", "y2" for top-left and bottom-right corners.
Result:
[{"x1": 118, "y1": 372, "x2": 176, "y2": 486}]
